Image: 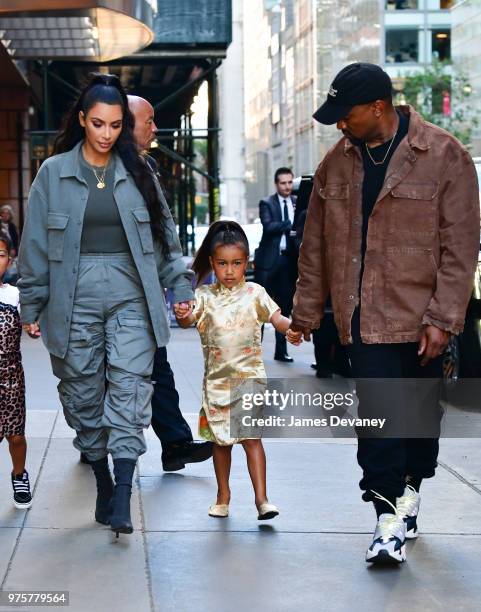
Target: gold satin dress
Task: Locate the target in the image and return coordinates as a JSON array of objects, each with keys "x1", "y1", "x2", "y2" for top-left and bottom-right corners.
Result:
[{"x1": 193, "y1": 280, "x2": 279, "y2": 445}]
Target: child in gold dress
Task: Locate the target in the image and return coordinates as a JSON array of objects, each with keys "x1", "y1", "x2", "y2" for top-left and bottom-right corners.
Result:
[{"x1": 174, "y1": 221, "x2": 299, "y2": 520}]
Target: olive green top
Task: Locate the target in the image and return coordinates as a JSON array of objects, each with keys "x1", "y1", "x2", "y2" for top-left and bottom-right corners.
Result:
[{"x1": 79, "y1": 152, "x2": 130, "y2": 253}]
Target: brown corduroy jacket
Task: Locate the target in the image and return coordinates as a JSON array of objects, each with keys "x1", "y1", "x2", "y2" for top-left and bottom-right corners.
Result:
[{"x1": 291, "y1": 106, "x2": 480, "y2": 345}]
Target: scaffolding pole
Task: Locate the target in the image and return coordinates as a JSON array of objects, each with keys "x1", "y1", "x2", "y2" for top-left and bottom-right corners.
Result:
[{"x1": 207, "y1": 62, "x2": 221, "y2": 222}]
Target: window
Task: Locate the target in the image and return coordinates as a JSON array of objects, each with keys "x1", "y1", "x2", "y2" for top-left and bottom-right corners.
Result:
[
  {"x1": 284, "y1": 0, "x2": 294, "y2": 28},
  {"x1": 385, "y1": 29, "x2": 418, "y2": 63},
  {"x1": 432, "y1": 30, "x2": 450, "y2": 61},
  {"x1": 385, "y1": 0, "x2": 418, "y2": 9}
]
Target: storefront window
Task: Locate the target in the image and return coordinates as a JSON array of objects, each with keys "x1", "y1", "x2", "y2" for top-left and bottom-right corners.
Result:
[
  {"x1": 385, "y1": 1, "x2": 418, "y2": 9},
  {"x1": 432, "y1": 30, "x2": 450, "y2": 61},
  {"x1": 385, "y1": 29, "x2": 418, "y2": 63}
]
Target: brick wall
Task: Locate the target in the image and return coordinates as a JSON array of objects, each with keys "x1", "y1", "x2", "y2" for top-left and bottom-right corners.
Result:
[{"x1": 0, "y1": 88, "x2": 29, "y2": 230}]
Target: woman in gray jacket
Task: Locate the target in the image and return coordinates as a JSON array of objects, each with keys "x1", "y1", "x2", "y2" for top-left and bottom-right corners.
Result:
[{"x1": 18, "y1": 74, "x2": 194, "y2": 536}]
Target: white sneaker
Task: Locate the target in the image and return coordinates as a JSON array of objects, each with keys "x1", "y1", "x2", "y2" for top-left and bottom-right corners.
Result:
[
  {"x1": 366, "y1": 491, "x2": 406, "y2": 564},
  {"x1": 396, "y1": 484, "x2": 421, "y2": 539},
  {"x1": 366, "y1": 513, "x2": 406, "y2": 564}
]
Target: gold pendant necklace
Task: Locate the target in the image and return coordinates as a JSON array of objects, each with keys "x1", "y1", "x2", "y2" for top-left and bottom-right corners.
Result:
[{"x1": 91, "y1": 159, "x2": 109, "y2": 189}]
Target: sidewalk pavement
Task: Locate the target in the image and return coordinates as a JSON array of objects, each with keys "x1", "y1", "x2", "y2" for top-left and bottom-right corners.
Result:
[{"x1": 1, "y1": 326, "x2": 481, "y2": 612}]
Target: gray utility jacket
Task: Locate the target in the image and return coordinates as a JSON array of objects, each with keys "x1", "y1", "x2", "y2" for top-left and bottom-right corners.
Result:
[{"x1": 18, "y1": 141, "x2": 194, "y2": 358}]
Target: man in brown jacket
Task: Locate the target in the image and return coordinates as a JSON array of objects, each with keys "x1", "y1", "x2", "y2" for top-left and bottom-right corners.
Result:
[{"x1": 289, "y1": 63, "x2": 480, "y2": 564}]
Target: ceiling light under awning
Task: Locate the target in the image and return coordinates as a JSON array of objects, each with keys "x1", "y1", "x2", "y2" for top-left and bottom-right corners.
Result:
[{"x1": 0, "y1": 2, "x2": 154, "y2": 62}]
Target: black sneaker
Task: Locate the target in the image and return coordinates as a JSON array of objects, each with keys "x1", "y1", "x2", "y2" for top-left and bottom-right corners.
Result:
[
  {"x1": 11, "y1": 470, "x2": 33, "y2": 509},
  {"x1": 162, "y1": 441, "x2": 213, "y2": 471}
]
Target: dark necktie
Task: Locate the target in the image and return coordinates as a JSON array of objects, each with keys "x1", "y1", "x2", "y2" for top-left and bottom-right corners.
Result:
[{"x1": 283, "y1": 199, "x2": 290, "y2": 250}]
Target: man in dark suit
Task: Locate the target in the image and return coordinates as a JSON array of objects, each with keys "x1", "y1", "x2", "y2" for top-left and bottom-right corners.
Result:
[
  {"x1": 130, "y1": 95, "x2": 213, "y2": 470},
  {"x1": 254, "y1": 167, "x2": 297, "y2": 362}
]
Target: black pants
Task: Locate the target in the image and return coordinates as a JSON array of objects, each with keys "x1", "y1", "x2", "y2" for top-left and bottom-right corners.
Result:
[
  {"x1": 347, "y1": 309, "x2": 443, "y2": 502},
  {"x1": 266, "y1": 253, "x2": 295, "y2": 355},
  {"x1": 312, "y1": 313, "x2": 351, "y2": 376},
  {"x1": 150, "y1": 347, "x2": 193, "y2": 449}
]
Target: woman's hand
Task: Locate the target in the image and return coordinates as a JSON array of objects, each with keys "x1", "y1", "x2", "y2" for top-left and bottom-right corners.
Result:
[
  {"x1": 173, "y1": 300, "x2": 195, "y2": 328},
  {"x1": 22, "y1": 322, "x2": 41, "y2": 339},
  {"x1": 173, "y1": 300, "x2": 195, "y2": 319}
]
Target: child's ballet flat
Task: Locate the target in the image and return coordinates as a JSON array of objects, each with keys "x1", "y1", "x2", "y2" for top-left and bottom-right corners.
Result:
[
  {"x1": 208, "y1": 503, "x2": 229, "y2": 518},
  {"x1": 257, "y1": 503, "x2": 279, "y2": 520}
]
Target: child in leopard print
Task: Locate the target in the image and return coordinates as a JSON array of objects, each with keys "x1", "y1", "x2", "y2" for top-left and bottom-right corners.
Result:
[{"x1": 0, "y1": 233, "x2": 32, "y2": 509}]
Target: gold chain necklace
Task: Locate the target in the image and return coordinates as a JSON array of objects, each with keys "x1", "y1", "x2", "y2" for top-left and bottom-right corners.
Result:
[
  {"x1": 364, "y1": 125, "x2": 399, "y2": 167},
  {"x1": 91, "y1": 159, "x2": 110, "y2": 189}
]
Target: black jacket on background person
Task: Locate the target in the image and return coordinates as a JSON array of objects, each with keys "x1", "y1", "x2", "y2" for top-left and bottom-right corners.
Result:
[
  {"x1": 254, "y1": 193, "x2": 297, "y2": 287},
  {"x1": 254, "y1": 192, "x2": 297, "y2": 359}
]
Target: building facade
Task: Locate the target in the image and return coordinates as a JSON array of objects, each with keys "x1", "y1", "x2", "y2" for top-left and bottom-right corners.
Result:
[
  {"x1": 241, "y1": 0, "x2": 381, "y2": 220},
  {"x1": 0, "y1": 47, "x2": 30, "y2": 229},
  {"x1": 218, "y1": 0, "x2": 247, "y2": 221},
  {"x1": 451, "y1": 0, "x2": 481, "y2": 155},
  {"x1": 240, "y1": 0, "x2": 458, "y2": 220},
  {"x1": 0, "y1": 0, "x2": 156, "y2": 233},
  {"x1": 383, "y1": 0, "x2": 453, "y2": 98}
]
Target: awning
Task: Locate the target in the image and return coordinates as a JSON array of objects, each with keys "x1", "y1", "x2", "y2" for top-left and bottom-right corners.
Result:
[
  {"x1": 0, "y1": 36, "x2": 28, "y2": 88},
  {"x1": 0, "y1": 0, "x2": 154, "y2": 62}
]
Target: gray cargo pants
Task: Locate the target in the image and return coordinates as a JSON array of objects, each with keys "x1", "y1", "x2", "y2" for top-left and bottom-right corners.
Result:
[{"x1": 50, "y1": 254, "x2": 156, "y2": 461}]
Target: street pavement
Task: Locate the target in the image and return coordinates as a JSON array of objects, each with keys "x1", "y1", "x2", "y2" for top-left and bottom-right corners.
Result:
[{"x1": 1, "y1": 326, "x2": 481, "y2": 612}]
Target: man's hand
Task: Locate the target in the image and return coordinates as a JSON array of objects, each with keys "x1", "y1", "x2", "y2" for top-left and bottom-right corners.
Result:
[
  {"x1": 173, "y1": 300, "x2": 195, "y2": 319},
  {"x1": 289, "y1": 323, "x2": 312, "y2": 342},
  {"x1": 22, "y1": 322, "x2": 41, "y2": 339},
  {"x1": 286, "y1": 328, "x2": 303, "y2": 346},
  {"x1": 418, "y1": 325, "x2": 450, "y2": 366}
]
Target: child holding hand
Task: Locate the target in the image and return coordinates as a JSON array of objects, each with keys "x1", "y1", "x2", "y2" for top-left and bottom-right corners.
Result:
[
  {"x1": 0, "y1": 234, "x2": 32, "y2": 509},
  {"x1": 174, "y1": 221, "x2": 299, "y2": 520}
]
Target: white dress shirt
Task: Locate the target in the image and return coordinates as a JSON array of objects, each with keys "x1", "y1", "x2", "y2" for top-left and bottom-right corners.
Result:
[{"x1": 277, "y1": 194, "x2": 295, "y2": 251}]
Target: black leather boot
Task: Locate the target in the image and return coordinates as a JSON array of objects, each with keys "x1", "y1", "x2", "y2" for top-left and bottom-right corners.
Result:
[
  {"x1": 110, "y1": 458, "x2": 136, "y2": 537},
  {"x1": 90, "y1": 457, "x2": 114, "y2": 525}
]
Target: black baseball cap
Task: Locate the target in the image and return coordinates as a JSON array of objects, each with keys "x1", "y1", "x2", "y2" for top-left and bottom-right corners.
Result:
[{"x1": 313, "y1": 63, "x2": 393, "y2": 125}]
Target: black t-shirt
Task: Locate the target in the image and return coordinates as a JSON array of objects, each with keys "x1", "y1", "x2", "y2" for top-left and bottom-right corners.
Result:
[{"x1": 359, "y1": 111, "x2": 409, "y2": 274}]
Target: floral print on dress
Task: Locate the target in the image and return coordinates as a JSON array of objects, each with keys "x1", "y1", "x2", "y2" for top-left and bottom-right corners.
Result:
[{"x1": 193, "y1": 280, "x2": 279, "y2": 445}]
